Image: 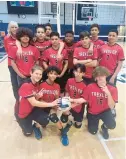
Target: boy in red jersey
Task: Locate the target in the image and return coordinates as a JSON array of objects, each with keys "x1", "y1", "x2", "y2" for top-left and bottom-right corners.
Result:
[
  {"x1": 70, "y1": 66, "x2": 117, "y2": 139},
  {"x1": 98, "y1": 30, "x2": 125, "y2": 117},
  {"x1": 90, "y1": 24, "x2": 105, "y2": 50},
  {"x1": 15, "y1": 65, "x2": 59, "y2": 139},
  {"x1": 63, "y1": 31, "x2": 94, "y2": 81},
  {"x1": 34, "y1": 24, "x2": 64, "y2": 66},
  {"x1": 73, "y1": 31, "x2": 98, "y2": 85},
  {"x1": 4, "y1": 21, "x2": 19, "y2": 100},
  {"x1": 99, "y1": 29, "x2": 125, "y2": 86},
  {"x1": 43, "y1": 32, "x2": 68, "y2": 92},
  {"x1": 65, "y1": 64, "x2": 87, "y2": 128},
  {"x1": 45, "y1": 23, "x2": 52, "y2": 40},
  {"x1": 9, "y1": 27, "x2": 40, "y2": 87},
  {"x1": 37, "y1": 66, "x2": 71, "y2": 146}
]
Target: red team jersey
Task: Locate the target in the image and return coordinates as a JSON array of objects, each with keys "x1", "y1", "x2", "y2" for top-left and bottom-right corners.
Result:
[
  {"x1": 91, "y1": 38, "x2": 105, "y2": 49},
  {"x1": 43, "y1": 47, "x2": 68, "y2": 71},
  {"x1": 4, "y1": 35, "x2": 16, "y2": 66},
  {"x1": 82, "y1": 83, "x2": 118, "y2": 115},
  {"x1": 18, "y1": 82, "x2": 40, "y2": 118},
  {"x1": 8, "y1": 45, "x2": 40, "y2": 76},
  {"x1": 99, "y1": 43, "x2": 125, "y2": 75},
  {"x1": 64, "y1": 41, "x2": 81, "y2": 69},
  {"x1": 33, "y1": 40, "x2": 51, "y2": 55},
  {"x1": 73, "y1": 46, "x2": 98, "y2": 78},
  {"x1": 66, "y1": 78, "x2": 87, "y2": 113},
  {"x1": 39, "y1": 81, "x2": 60, "y2": 102},
  {"x1": 33, "y1": 40, "x2": 51, "y2": 66}
]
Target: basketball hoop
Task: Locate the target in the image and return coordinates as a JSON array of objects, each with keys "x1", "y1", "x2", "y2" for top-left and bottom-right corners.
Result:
[{"x1": 87, "y1": 16, "x2": 92, "y2": 21}]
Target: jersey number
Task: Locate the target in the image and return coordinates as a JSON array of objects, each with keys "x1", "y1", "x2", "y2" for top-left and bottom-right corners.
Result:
[
  {"x1": 24, "y1": 56, "x2": 28, "y2": 62},
  {"x1": 106, "y1": 55, "x2": 110, "y2": 60},
  {"x1": 97, "y1": 98, "x2": 103, "y2": 105}
]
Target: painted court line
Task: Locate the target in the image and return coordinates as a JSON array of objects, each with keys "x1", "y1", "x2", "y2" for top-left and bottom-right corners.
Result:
[
  {"x1": 97, "y1": 133, "x2": 114, "y2": 159},
  {"x1": 102, "y1": 137, "x2": 126, "y2": 142},
  {"x1": 0, "y1": 55, "x2": 7, "y2": 63}
]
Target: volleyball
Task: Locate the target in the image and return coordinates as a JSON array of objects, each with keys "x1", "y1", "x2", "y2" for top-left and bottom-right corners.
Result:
[{"x1": 58, "y1": 97, "x2": 71, "y2": 111}]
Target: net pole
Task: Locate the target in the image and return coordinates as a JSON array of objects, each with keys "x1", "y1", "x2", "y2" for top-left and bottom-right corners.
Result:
[
  {"x1": 72, "y1": 3, "x2": 75, "y2": 33},
  {"x1": 57, "y1": 2, "x2": 61, "y2": 36},
  {"x1": 38, "y1": 1, "x2": 42, "y2": 24}
]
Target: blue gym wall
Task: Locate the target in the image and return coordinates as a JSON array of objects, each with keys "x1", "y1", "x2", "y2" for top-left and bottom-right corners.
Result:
[{"x1": 0, "y1": 1, "x2": 125, "y2": 52}]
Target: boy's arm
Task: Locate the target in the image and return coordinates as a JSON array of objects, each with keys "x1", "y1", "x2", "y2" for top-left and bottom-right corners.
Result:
[
  {"x1": 70, "y1": 98, "x2": 87, "y2": 108},
  {"x1": 16, "y1": 40, "x2": 23, "y2": 59},
  {"x1": 73, "y1": 58, "x2": 92, "y2": 65},
  {"x1": 43, "y1": 61, "x2": 48, "y2": 70},
  {"x1": 101, "y1": 86, "x2": 115, "y2": 109},
  {"x1": 57, "y1": 41, "x2": 64, "y2": 60},
  {"x1": 84, "y1": 59, "x2": 98, "y2": 67},
  {"x1": 28, "y1": 96, "x2": 59, "y2": 108},
  {"x1": 88, "y1": 42, "x2": 94, "y2": 54},
  {"x1": 109, "y1": 61, "x2": 123, "y2": 84},
  {"x1": 58, "y1": 60, "x2": 68, "y2": 78},
  {"x1": 11, "y1": 60, "x2": 26, "y2": 78}
]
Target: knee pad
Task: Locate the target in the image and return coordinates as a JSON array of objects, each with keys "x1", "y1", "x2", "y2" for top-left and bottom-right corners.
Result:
[
  {"x1": 74, "y1": 122, "x2": 82, "y2": 129},
  {"x1": 60, "y1": 114, "x2": 68, "y2": 123},
  {"x1": 49, "y1": 113, "x2": 59, "y2": 123}
]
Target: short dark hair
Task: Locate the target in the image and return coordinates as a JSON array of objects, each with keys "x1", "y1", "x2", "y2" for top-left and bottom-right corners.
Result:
[
  {"x1": 46, "y1": 66, "x2": 61, "y2": 75},
  {"x1": 35, "y1": 24, "x2": 45, "y2": 33},
  {"x1": 79, "y1": 31, "x2": 90, "y2": 40},
  {"x1": 16, "y1": 27, "x2": 33, "y2": 41},
  {"x1": 90, "y1": 24, "x2": 100, "y2": 31},
  {"x1": 108, "y1": 29, "x2": 118, "y2": 35},
  {"x1": 73, "y1": 64, "x2": 86, "y2": 73},
  {"x1": 50, "y1": 32, "x2": 60, "y2": 38},
  {"x1": 45, "y1": 23, "x2": 52, "y2": 30},
  {"x1": 65, "y1": 30, "x2": 74, "y2": 36}
]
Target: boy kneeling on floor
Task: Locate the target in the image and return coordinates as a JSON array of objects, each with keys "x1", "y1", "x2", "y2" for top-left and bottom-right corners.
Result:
[{"x1": 70, "y1": 66, "x2": 117, "y2": 139}]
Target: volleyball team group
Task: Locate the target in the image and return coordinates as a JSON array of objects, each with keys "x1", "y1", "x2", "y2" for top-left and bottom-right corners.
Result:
[{"x1": 4, "y1": 21, "x2": 125, "y2": 146}]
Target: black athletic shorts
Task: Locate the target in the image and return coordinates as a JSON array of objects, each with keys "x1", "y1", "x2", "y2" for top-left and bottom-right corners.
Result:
[
  {"x1": 70, "y1": 105, "x2": 85, "y2": 122},
  {"x1": 87, "y1": 109, "x2": 116, "y2": 134},
  {"x1": 15, "y1": 108, "x2": 50, "y2": 134}
]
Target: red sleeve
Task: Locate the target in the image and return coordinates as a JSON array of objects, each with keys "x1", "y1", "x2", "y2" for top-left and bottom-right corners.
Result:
[
  {"x1": 8, "y1": 46, "x2": 17, "y2": 60},
  {"x1": 34, "y1": 46, "x2": 40, "y2": 61},
  {"x1": 4, "y1": 36, "x2": 8, "y2": 53},
  {"x1": 117, "y1": 46, "x2": 125, "y2": 61},
  {"x1": 42, "y1": 49, "x2": 48, "y2": 62},
  {"x1": 92, "y1": 48, "x2": 98, "y2": 60},
  {"x1": 19, "y1": 83, "x2": 34, "y2": 98},
  {"x1": 75, "y1": 41, "x2": 81, "y2": 47},
  {"x1": 73, "y1": 48, "x2": 79, "y2": 59},
  {"x1": 109, "y1": 86, "x2": 118, "y2": 103},
  {"x1": 81, "y1": 85, "x2": 90, "y2": 101}
]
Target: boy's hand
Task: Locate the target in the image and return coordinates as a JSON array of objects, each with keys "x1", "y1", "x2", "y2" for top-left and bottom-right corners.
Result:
[
  {"x1": 20, "y1": 74, "x2": 27, "y2": 79},
  {"x1": 17, "y1": 49, "x2": 23, "y2": 59},
  {"x1": 101, "y1": 86, "x2": 111, "y2": 96},
  {"x1": 56, "y1": 54, "x2": 63, "y2": 61},
  {"x1": 88, "y1": 48, "x2": 93, "y2": 56}
]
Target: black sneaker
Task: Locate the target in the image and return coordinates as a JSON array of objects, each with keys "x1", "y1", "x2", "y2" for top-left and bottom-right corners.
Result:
[
  {"x1": 101, "y1": 124, "x2": 109, "y2": 139},
  {"x1": 111, "y1": 108, "x2": 116, "y2": 118}
]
